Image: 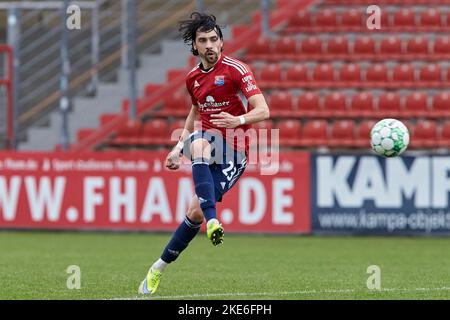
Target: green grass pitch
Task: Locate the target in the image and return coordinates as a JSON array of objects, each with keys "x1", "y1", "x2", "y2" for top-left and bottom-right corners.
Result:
[{"x1": 1, "y1": 231, "x2": 450, "y2": 300}]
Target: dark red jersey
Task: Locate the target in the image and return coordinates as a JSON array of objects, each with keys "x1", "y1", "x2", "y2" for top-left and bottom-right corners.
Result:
[{"x1": 185, "y1": 54, "x2": 262, "y2": 154}]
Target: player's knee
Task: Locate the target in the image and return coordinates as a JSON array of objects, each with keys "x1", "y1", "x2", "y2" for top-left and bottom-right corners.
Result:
[{"x1": 190, "y1": 139, "x2": 211, "y2": 159}]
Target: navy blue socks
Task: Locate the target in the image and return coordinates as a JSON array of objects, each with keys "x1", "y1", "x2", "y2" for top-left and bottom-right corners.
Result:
[{"x1": 161, "y1": 216, "x2": 202, "y2": 263}]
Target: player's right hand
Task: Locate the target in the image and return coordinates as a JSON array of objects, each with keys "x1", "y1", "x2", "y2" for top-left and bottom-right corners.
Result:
[{"x1": 165, "y1": 150, "x2": 181, "y2": 170}]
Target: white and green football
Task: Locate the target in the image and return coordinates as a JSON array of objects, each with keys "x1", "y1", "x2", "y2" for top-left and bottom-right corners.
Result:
[{"x1": 370, "y1": 118, "x2": 410, "y2": 157}]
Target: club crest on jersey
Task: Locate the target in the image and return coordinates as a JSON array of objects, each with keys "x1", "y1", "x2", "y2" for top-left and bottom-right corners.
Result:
[{"x1": 214, "y1": 75, "x2": 225, "y2": 86}]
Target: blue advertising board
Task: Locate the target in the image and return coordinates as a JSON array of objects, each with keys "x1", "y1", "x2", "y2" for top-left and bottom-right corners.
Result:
[{"x1": 311, "y1": 154, "x2": 450, "y2": 235}]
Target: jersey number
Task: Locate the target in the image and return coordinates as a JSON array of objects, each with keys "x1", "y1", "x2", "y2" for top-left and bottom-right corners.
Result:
[{"x1": 222, "y1": 161, "x2": 237, "y2": 182}]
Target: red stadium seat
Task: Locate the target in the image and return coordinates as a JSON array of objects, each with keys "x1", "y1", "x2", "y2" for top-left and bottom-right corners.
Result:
[
  {"x1": 167, "y1": 69, "x2": 185, "y2": 82},
  {"x1": 349, "y1": 92, "x2": 374, "y2": 117},
  {"x1": 274, "y1": 37, "x2": 297, "y2": 57},
  {"x1": 377, "y1": 92, "x2": 401, "y2": 117},
  {"x1": 259, "y1": 63, "x2": 282, "y2": 84},
  {"x1": 168, "y1": 119, "x2": 186, "y2": 142},
  {"x1": 76, "y1": 129, "x2": 94, "y2": 143},
  {"x1": 288, "y1": 10, "x2": 312, "y2": 28},
  {"x1": 161, "y1": 90, "x2": 190, "y2": 116},
  {"x1": 294, "y1": 91, "x2": 321, "y2": 117},
  {"x1": 100, "y1": 113, "x2": 116, "y2": 126},
  {"x1": 285, "y1": 64, "x2": 309, "y2": 85},
  {"x1": 251, "y1": 119, "x2": 274, "y2": 147},
  {"x1": 301, "y1": 120, "x2": 328, "y2": 147},
  {"x1": 169, "y1": 118, "x2": 186, "y2": 130},
  {"x1": 392, "y1": 8, "x2": 415, "y2": 28},
  {"x1": 141, "y1": 119, "x2": 168, "y2": 145},
  {"x1": 322, "y1": 92, "x2": 347, "y2": 117},
  {"x1": 312, "y1": 63, "x2": 335, "y2": 82},
  {"x1": 419, "y1": 64, "x2": 442, "y2": 83},
  {"x1": 431, "y1": 92, "x2": 450, "y2": 117},
  {"x1": 269, "y1": 91, "x2": 294, "y2": 117},
  {"x1": 365, "y1": 64, "x2": 389, "y2": 83},
  {"x1": 278, "y1": 119, "x2": 302, "y2": 146},
  {"x1": 406, "y1": 37, "x2": 429, "y2": 56},
  {"x1": 326, "y1": 36, "x2": 349, "y2": 55},
  {"x1": 392, "y1": 63, "x2": 415, "y2": 84},
  {"x1": 380, "y1": 9, "x2": 390, "y2": 28},
  {"x1": 300, "y1": 36, "x2": 323, "y2": 55},
  {"x1": 419, "y1": 8, "x2": 442, "y2": 27},
  {"x1": 412, "y1": 119, "x2": 437, "y2": 148},
  {"x1": 433, "y1": 36, "x2": 450, "y2": 56},
  {"x1": 247, "y1": 38, "x2": 271, "y2": 57},
  {"x1": 115, "y1": 120, "x2": 142, "y2": 146},
  {"x1": 340, "y1": 8, "x2": 363, "y2": 28},
  {"x1": 295, "y1": 91, "x2": 321, "y2": 117},
  {"x1": 355, "y1": 119, "x2": 377, "y2": 148},
  {"x1": 339, "y1": 63, "x2": 362, "y2": 83},
  {"x1": 253, "y1": 119, "x2": 274, "y2": 131},
  {"x1": 353, "y1": 36, "x2": 376, "y2": 55},
  {"x1": 329, "y1": 120, "x2": 356, "y2": 147},
  {"x1": 379, "y1": 36, "x2": 403, "y2": 57},
  {"x1": 402, "y1": 92, "x2": 429, "y2": 117},
  {"x1": 315, "y1": 9, "x2": 338, "y2": 27},
  {"x1": 439, "y1": 121, "x2": 450, "y2": 147},
  {"x1": 446, "y1": 11, "x2": 450, "y2": 28}
]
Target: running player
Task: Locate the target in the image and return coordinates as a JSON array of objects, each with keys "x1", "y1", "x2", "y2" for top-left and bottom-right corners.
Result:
[{"x1": 139, "y1": 12, "x2": 270, "y2": 295}]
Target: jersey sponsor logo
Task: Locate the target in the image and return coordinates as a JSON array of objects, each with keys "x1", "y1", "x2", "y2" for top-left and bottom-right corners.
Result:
[
  {"x1": 245, "y1": 84, "x2": 258, "y2": 92},
  {"x1": 242, "y1": 75, "x2": 253, "y2": 83},
  {"x1": 214, "y1": 75, "x2": 225, "y2": 86},
  {"x1": 199, "y1": 95, "x2": 230, "y2": 110},
  {"x1": 242, "y1": 74, "x2": 258, "y2": 92}
]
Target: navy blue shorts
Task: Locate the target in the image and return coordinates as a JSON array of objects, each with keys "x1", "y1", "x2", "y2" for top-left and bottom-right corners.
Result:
[{"x1": 184, "y1": 130, "x2": 247, "y2": 202}]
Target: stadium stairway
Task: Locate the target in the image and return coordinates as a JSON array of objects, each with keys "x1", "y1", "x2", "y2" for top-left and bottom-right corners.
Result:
[{"x1": 18, "y1": 39, "x2": 191, "y2": 151}]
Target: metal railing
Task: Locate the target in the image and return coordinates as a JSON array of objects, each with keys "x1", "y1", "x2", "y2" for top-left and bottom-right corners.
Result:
[{"x1": 0, "y1": 45, "x2": 13, "y2": 149}]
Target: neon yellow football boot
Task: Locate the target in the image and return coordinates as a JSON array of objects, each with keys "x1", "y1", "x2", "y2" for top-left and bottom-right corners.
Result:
[
  {"x1": 207, "y1": 219, "x2": 224, "y2": 246},
  {"x1": 138, "y1": 268, "x2": 162, "y2": 295}
]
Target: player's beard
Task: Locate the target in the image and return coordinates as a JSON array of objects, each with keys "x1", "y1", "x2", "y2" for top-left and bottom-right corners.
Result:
[{"x1": 204, "y1": 50, "x2": 219, "y2": 65}]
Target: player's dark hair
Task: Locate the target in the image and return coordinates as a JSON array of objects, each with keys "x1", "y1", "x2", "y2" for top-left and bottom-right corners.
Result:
[{"x1": 179, "y1": 12, "x2": 224, "y2": 56}]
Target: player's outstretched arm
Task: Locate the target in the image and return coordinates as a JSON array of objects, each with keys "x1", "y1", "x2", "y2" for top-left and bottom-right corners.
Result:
[
  {"x1": 210, "y1": 93, "x2": 270, "y2": 128},
  {"x1": 165, "y1": 105, "x2": 198, "y2": 170},
  {"x1": 243, "y1": 93, "x2": 270, "y2": 124}
]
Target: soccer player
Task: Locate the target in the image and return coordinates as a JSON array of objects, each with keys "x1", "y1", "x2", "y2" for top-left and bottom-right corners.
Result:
[{"x1": 138, "y1": 12, "x2": 270, "y2": 295}]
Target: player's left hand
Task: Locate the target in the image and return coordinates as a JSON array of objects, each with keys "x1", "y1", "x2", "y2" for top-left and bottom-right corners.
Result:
[{"x1": 210, "y1": 112, "x2": 240, "y2": 129}]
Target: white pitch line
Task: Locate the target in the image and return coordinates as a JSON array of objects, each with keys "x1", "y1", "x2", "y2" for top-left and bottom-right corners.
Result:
[{"x1": 111, "y1": 286, "x2": 450, "y2": 300}]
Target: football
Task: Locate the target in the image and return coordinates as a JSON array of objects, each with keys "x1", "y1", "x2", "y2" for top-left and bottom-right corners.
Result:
[{"x1": 370, "y1": 118, "x2": 410, "y2": 157}]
